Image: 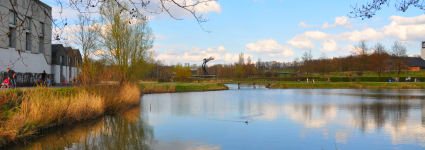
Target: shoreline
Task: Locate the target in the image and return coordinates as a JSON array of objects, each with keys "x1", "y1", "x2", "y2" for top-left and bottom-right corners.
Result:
[
  {"x1": 269, "y1": 82, "x2": 425, "y2": 89},
  {"x1": 0, "y1": 84, "x2": 141, "y2": 147}
]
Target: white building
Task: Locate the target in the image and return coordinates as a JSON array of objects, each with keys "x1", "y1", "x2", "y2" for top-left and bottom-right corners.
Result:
[{"x1": 0, "y1": 0, "x2": 81, "y2": 85}]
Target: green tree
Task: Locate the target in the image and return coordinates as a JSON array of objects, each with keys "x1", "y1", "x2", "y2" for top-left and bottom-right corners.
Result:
[
  {"x1": 173, "y1": 65, "x2": 192, "y2": 82},
  {"x1": 99, "y1": 1, "x2": 155, "y2": 83},
  {"x1": 234, "y1": 65, "x2": 243, "y2": 78}
]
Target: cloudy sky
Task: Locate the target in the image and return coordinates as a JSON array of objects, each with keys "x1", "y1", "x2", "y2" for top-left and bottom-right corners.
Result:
[{"x1": 44, "y1": 0, "x2": 425, "y2": 65}]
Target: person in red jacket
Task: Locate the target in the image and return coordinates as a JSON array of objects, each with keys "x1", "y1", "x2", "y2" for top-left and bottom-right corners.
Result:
[{"x1": 2, "y1": 78, "x2": 10, "y2": 88}]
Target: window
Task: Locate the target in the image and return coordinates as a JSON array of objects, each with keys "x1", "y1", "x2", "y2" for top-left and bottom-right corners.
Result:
[
  {"x1": 40, "y1": 22, "x2": 44, "y2": 35},
  {"x1": 39, "y1": 37, "x2": 44, "y2": 53},
  {"x1": 25, "y1": 17, "x2": 31, "y2": 30},
  {"x1": 60, "y1": 56, "x2": 63, "y2": 65},
  {"x1": 26, "y1": 33, "x2": 31, "y2": 51},
  {"x1": 8, "y1": 27, "x2": 15, "y2": 48},
  {"x1": 9, "y1": 11, "x2": 15, "y2": 25}
]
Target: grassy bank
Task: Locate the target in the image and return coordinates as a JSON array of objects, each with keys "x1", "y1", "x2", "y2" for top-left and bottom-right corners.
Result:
[
  {"x1": 271, "y1": 81, "x2": 425, "y2": 89},
  {"x1": 140, "y1": 83, "x2": 228, "y2": 93},
  {"x1": 0, "y1": 83, "x2": 141, "y2": 147}
]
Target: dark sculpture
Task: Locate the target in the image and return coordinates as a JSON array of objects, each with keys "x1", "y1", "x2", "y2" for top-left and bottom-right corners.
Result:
[{"x1": 202, "y1": 57, "x2": 214, "y2": 75}]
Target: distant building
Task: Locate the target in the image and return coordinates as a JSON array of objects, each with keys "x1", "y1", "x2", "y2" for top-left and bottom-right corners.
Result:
[
  {"x1": 407, "y1": 57, "x2": 425, "y2": 71},
  {"x1": 51, "y1": 44, "x2": 82, "y2": 84}
]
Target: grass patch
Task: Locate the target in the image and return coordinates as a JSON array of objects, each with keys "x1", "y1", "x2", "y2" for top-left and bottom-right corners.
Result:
[
  {"x1": 271, "y1": 81, "x2": 425, "y2": 89},
  {"x1": 140, "y1": 82, "x2": 228, "y2": 93},
  {"x1": 0, "y1": 83, "x2": 141, "y2": 147}
]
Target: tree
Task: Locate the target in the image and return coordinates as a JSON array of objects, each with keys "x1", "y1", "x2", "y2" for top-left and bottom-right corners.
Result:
[
  {"x1": 173, "y1": 65, "x2": 192, "y2": 82},
  {"x1": 350, "y1": 0, "x2": 425, "y2": 20},
  {"x1": 369, "y1": 43, "x2": 389, "y2": 77},
  {"x1": 99, "y1": 1, "x2": 155, "y2": 82},
  {"x1": 352, "y1": 40, "x2": 369, "y2": 76},
  {"x1": 301, "y1": 50, "x2": 313, "y2": 75},
  {"x1": 245, "y1": 56, "x2": 256, "y2": 78},
  {"x1": 234, "y1": 65, "x2": 243, "y2": 78},
  {"x1": 318, "y1": 53, "x2": 330, "y2": 77},
  {"x1": 391, "y1": 41, "x2": 408, "y2": 77},
  {"x1": 68, "y1": 14, "x2": 102, "y2": 85}
]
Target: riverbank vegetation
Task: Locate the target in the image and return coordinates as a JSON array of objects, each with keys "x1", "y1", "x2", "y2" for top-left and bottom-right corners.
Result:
[
  {"x1": 140, "y1": 83, "x2": 228, "y2": 93},
  {"x1": 270, "y1": 82, "x2": 425, "y2": 89},
  {"x1": 0, "y1": 83, "x2": 141, "y2": 146}
]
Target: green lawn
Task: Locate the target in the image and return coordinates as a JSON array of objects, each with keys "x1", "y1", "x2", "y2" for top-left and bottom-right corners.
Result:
[
  {"x1": 271, "y1": 81, "x2": 425, "y2": 89},
  {"x1": 140, "y1": 82, "x2": 228, "y2": 92},
  {"x1": 303, "y1": 71, "x2": 425, "y2": 77}
]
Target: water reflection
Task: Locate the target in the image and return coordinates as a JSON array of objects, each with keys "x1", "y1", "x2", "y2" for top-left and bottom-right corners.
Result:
[
  {"x1": 8, "y1": 107, "x2": 154, "y2": 150},
  {"x1": 143, "y1": 88, "x2": 425, "y2": 149},
  {"x1": 6, "y1": 88, "x2": 425, "y2": 149}
]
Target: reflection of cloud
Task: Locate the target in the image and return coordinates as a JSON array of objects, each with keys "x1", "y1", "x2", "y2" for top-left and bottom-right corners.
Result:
[{"x1": 335, "y1": 130, "x2": 350, "y2": 144}]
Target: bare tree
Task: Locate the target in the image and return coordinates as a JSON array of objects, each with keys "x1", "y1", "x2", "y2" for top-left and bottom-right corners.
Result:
[
  {"x1": 370, "y1": 43, "x2": 389, "y2": 77},
  {"x1": 349, "y1": 0, "x2": 425, "y2": 19},
  {"x1": 352, "y1": 40, "x2": 369, "y2": 76},
  {"x1": 301, "y1": 50, "x2": 313, "y2": 75},
  {"x1": 391, "y1": 41, "x2": 408, "y2": 77}
]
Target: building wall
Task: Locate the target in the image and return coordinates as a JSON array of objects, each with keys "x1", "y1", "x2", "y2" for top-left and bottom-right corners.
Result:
[
  {"x1": 410, "y1": 67, "x2": 420, "y2": 71},
  {"x1": 52, "y1": 65, "x2": 79, "y2": 84},
  {"x1": 0, "y1": 0, "x2": 52, "y2": 74},
  {"x1": 0, "y1": 47, "x2": 50, "y2": 73}
]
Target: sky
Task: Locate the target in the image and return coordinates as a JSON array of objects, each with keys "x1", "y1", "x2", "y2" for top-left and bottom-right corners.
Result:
[{"x1": 43, "y1": 0, "x2": 425, "y2": 66}]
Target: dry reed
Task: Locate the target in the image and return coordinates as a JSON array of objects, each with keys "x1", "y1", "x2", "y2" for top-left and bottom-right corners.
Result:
[{"x1": 0, "y1": 83, "x2": 141, "y2": 147}]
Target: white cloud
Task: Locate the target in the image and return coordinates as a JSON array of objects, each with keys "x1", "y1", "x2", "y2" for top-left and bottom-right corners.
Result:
[
  {"x1": 217, "y1": 46, "x2": 227, "y2": 53},
  {"x1": 156, "y1": 46, "x2": 245, "y2": 64},
  {"x1": 320, "y1": 40, "x2": 338, "y2": 52},
  {"x1": 335, "y1": 28, "x2": 384, "y2": 42},
  {"x1": 286, "y1": 36, "x2": 315, "y2": 50},
  {"x1": 322, "y1": 16, "x2": 353, "y2": 29},
  {"x1": 247, "y1": 39, "x2": 294, "y2": 57},
  {"x1": 381, "y1": 15, "x2": 425, "y2": 40},
  {"x1": 298, "y1": 22, "x2": 317, "y2": 28},
  {"x1": 287, "y1": 28, "x2": 384, "y2": 50},
  {"x1": 389, "y1": 14, "x2": 425, "y2": 25}
]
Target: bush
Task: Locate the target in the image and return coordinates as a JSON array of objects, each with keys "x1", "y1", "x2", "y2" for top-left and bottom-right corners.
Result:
[
  {"x1": 265, "y1": 72, "x2": 272, "y2": 77},
  {"x1": 272, "y1": 72, "x2": 279, "y2": 77}
]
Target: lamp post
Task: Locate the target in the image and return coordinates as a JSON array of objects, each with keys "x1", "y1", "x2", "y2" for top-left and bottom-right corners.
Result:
[{"x1": 340, "y1": 67, "x2": 342, "y2": 83}]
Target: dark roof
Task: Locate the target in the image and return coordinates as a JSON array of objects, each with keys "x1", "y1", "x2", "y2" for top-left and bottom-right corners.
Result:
[
  {"x1": 407, "y1": 57, "x2": 425, "y2": 67},
  {"x1": 51, "y1": 44, "x2": 65, "y2": 54},
  {"x1": 64, "y1": 47, "x2": 73, "y2": 55}
]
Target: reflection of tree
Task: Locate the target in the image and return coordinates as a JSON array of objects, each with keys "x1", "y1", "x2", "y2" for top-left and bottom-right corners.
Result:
[
  {"x1": 8, "y1": 107, "x2": 154, "y2": 150},
  {"x1": 348, "y1": 102, "x2": 409, "y2": 132}
]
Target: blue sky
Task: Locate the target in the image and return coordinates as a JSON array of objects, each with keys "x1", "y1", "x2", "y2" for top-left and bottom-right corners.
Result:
[{"x1": 44, "y1": 0, "x2": 425, "y2": 65}]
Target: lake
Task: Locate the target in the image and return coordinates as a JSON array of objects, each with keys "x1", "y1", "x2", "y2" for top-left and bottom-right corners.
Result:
[{"x1": 7, "y1": 84, "x2": 425, "y2": 150}]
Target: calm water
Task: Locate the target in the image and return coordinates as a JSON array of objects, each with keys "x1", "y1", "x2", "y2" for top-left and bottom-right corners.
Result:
[{"x1": 7, "y1": 84, "x2": 425, "y2": 150}]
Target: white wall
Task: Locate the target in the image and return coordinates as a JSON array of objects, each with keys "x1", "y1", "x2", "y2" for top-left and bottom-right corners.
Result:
[
  {"x1": 0, "y1": 47, "x2": 50, "y2": 74},
  {"x1": 52, "y1": 65, "x2": 79, "y2": 84}
]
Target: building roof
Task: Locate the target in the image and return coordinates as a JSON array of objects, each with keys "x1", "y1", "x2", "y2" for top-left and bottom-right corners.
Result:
[
  {"x1": 407, "y1": 57, "x2": 425, "y2": 67},
  {"x1": 51, "y1": 44, "x2": 65, "y2": 54}
]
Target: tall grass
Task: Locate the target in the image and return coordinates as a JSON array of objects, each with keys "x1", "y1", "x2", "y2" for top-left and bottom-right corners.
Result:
[{"x1": 0, "y1": 83, "x2": 141, "y2": 146}]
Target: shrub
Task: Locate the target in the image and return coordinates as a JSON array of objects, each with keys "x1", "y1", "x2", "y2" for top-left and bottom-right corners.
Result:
[{"x1": 265, "y1": 72, "x2": 272, "y2": 77}]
